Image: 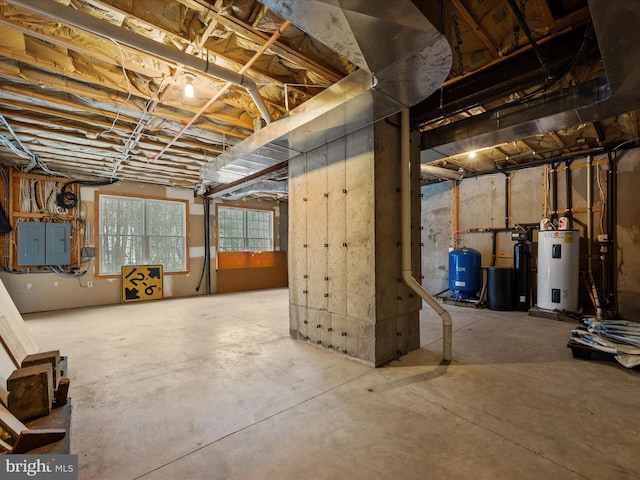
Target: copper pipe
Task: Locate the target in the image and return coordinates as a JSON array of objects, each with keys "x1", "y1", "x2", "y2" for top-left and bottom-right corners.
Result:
[{"x1": 451, "y1": 179, "x2": 459, "y2": 249}]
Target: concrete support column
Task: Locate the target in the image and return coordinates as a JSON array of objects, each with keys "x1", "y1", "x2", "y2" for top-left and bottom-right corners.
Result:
[{"x1": 289, "y1": 115, "x2": 422, "y2": 367}]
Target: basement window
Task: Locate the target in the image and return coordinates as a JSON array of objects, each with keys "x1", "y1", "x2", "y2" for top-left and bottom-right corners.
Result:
[
  {"x1": 98, "y1": 194, "x2": 188, "y2": 275},
  {"x1": 217, "y1": 206, "x2": 273, "y2": 252}
]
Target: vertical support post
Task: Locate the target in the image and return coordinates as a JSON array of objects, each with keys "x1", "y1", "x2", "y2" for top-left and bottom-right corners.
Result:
[{"x1": 203, "y1": 198, "x2": 211, "y2": 295}]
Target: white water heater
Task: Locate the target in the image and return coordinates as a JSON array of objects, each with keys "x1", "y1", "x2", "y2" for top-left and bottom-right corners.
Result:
[{"x1": 537, "y1": 230, "x2": 580, "y2": 311}]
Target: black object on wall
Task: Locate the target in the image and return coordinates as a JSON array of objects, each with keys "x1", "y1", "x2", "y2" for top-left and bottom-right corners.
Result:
[{"x1": 0, "y1": 204, "x2": 10, "y2": 234}]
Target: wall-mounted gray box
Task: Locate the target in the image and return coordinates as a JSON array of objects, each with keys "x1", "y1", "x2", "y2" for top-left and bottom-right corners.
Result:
[
  {"x1": 45, "y1": 222, "x2": 71, "y2": 265},
  {"x1": 17, "y1": 222, "x2": 71, "y2": 266},
  {"x1": 17, "y1": 222, "x2": 45, "y2": 266}
]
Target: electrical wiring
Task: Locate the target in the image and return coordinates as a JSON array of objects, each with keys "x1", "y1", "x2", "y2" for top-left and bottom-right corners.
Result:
[
  {"x1": 49, "y1": 265, "x2": 87, "y2": 278},
  {"x1": 99, "y1": 39, "x2": 133, "y2": 138},
  {"x1": 500, "y1": 21, "x2": 596, "y2": 108},
  {"x1": 0, "y1": 114, "x2": 63, "y2": 176},
  {"x1": 421, "y1": 21, "x2": 597, "y2": 130},
  {"x1": 0, "y1": 133, "x2": 33, "y2": 161},
  {"x1": 612, "y1": 137, "x2": 640, "y2": 152},
  {"x1": 8, "y1": 176, "x2": 90, "y2": 274},
  {"x1": 0, "y1": 114, "x2": 35, "y2": 162}
]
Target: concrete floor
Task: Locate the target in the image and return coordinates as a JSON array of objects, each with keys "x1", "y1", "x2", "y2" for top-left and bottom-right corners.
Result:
[{"x1": 23, "y1": 288, "x2": 640, "y2": 480}]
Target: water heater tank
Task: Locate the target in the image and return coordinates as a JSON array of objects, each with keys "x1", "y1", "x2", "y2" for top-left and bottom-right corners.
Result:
[
  {"x1": 536, "y1": 230, "x2": 580, "y2": 311},
  {"x1": 448, "y1": 247, "x2": 481, "y2": 299}
]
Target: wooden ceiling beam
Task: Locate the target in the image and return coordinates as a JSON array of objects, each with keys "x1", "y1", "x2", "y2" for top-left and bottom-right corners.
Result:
[
  {"x1": 450, "y1": 0, "x2": 499, "y2": 58},
  {"x1": 548, "y1": 131, "x2": 565, "y2": 148},
  {"x1": 0, "y1": 72, "x2": 249, "y2": 140},
  {"x1": 519, "y1": 139, "x2": 544, "y2": 158},
  {"x1": 0, "y1": 113, "x2": 225, "y2": 162},
  {"x1": 184, "y1": 2, "x2": 345, "y2": 85},
  {"x1": 0, "y1": 17, "x2": 269, "y2": 128},
  {"x1": 0, "y1": 12, "x2": 168, "y2": 79}
]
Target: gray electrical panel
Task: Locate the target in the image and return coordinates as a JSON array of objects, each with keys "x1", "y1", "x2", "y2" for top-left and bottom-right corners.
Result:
[
  {"x1": 17, "y1": 222, "x2": 45, "y2": 266},
  {"x1": 17, "y1": 221, "x2": 71, "y2": 266},
  {"x1": 45, "y1": 222, "x2": 71, "y2": 265}
]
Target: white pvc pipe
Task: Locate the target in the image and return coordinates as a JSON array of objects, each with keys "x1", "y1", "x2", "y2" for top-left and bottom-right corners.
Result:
[
  {"x1": 421, "y1": 164, "x2": 464, "y2": 180},
  {"x1": 401, "y1": 109, "x2": 452, "y2": 361},
  {"x1": 586, "y1": 155, "x2": 603, "y2": 319}
]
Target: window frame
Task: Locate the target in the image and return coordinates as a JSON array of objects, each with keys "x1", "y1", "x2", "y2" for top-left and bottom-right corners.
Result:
[
  {"x1": 95, "y1": 191, "x2": 189, "y2": 277},
  {"x1": 216, "y1": 204, "x2": 275, "y2": 252}
]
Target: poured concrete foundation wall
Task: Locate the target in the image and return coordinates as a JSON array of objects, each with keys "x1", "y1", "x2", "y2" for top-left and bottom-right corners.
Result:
[
  {"x1": 616, "y1": 149, "x2": 640, "y2": 317},
  {"x1": 289, "y1": 117, "x2": 421, "y2": 366},
  {"x1": 421, "y1": 181, "x2": 452, "y2": 294},
  {"x1": 421, "y1": 167, "x2": 546, "y2": 296},
  {"x1": 421, "y1": 151, "x2": 640, "y2": 317}
]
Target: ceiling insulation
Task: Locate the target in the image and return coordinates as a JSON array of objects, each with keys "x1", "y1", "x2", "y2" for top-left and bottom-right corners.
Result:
[{"x1": 0, "y1": 0, "x2": 637, "y2": 192}]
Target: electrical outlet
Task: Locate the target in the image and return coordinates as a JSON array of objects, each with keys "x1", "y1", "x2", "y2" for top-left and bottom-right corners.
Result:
[{"x1": 87, "y1": 281, "x2": 93, "y2": 288}]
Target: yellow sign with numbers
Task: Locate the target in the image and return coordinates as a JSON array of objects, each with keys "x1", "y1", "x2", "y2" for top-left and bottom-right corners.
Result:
[{"x1": 121, "y1": 265, "x2": 163, "y2": 303}]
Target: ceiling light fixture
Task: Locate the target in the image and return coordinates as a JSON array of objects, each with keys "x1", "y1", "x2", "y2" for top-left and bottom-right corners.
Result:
[
  {"x1": 468, "y1": 150, "x2": 477, "y2": 159},
  {"x1": 184, "y1": 74, "x2": 195, "y2": 98}
]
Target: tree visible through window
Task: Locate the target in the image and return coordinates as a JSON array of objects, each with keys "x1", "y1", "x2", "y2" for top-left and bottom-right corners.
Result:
[
  {"x1": 99, "y1": 194, "x2": 187, "y2": 275},
  {"x1": 218, "y1": 206, "x2": 273, "y2": 252}
]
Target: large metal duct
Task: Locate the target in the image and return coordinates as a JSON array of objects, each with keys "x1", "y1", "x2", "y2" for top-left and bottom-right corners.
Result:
[
  {"x1": 200, "y1": 0, "x2": 452, "y2": 187},
  {"x1": 420, "y1": 0, "x2": 640, "y2": 162}
]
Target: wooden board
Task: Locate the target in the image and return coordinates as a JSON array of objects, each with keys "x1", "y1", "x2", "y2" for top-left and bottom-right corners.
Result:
[
  {"x1": 0, "y1": 279, "x2": 38, "y2": 358},
  {"x1": 217, "y1": 251, "x2": 288, "y2": 293},
  {"x1": 0, "y1": 315, "x2": 26, "y2": 369},
  {"x1": 0, "y1": 279, "x2": 39, "y2": 405},
  {"x1": 0, "y1": 403, "x2": 66, "y2": 453}
]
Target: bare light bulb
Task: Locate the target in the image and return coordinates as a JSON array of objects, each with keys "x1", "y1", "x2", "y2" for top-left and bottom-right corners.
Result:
[{"x1": 184, "y1": 80, "x2": 194, "y2": 98}]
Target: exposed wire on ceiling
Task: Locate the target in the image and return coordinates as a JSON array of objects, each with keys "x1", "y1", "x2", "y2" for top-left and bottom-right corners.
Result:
[
  {"x1": 0, "y1": 114, "x2": 62, "y2": 177},
  {"x1": 612, "y1": 137, "x2": 640, "y2": 151},
  {"x1": 154, "y1": 19, "x2": 291, "y2": 167},
  {"x1": 501, "y1": 20, "x2": 595, "y2": 107},
  {"x1": 422, "y1": 20, "x2": 596, "y2": 131},
  {"x1": 99, "y1": 39, "x2": 133, "y2": 138},
  {"x1": 113, "y1": 75, "x2": 172, "y2": 177}
]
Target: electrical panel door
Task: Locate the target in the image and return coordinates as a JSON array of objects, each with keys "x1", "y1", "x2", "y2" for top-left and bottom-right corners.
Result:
[
  {"x1": 45, "y1": 222, "x2": 71, "y2": 265},
  {"x1": 17, "y1": 222, "x2": 45, "y2": 266}
]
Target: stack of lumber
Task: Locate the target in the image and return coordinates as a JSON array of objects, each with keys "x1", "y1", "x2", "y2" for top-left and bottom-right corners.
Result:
[{"x1": 0, "y1": 279, "x2": 67, "y2": 453}]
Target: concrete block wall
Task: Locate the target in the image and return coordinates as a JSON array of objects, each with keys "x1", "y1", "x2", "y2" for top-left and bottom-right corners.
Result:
[{"x1": 289, "y1": 117, "x2": 421, "y2": 366}]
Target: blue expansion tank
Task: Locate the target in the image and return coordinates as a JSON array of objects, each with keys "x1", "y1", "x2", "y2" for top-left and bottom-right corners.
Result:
[{"x1": 448, "y1": 247, "x2": 481, "y2": 299}]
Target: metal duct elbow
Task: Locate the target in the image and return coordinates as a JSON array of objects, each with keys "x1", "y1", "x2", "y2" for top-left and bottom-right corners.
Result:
[
  {"x1": 239, "y1": 74, "x2": 272, "y2": 124},
  {"x1": 201, "y1": 0, "x2": 452, "y2": 185}
]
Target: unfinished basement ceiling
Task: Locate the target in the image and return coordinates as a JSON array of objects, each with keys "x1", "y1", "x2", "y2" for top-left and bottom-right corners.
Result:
[{"x1": 0, "y1": 0, "x2": 637, "y2": 193}]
